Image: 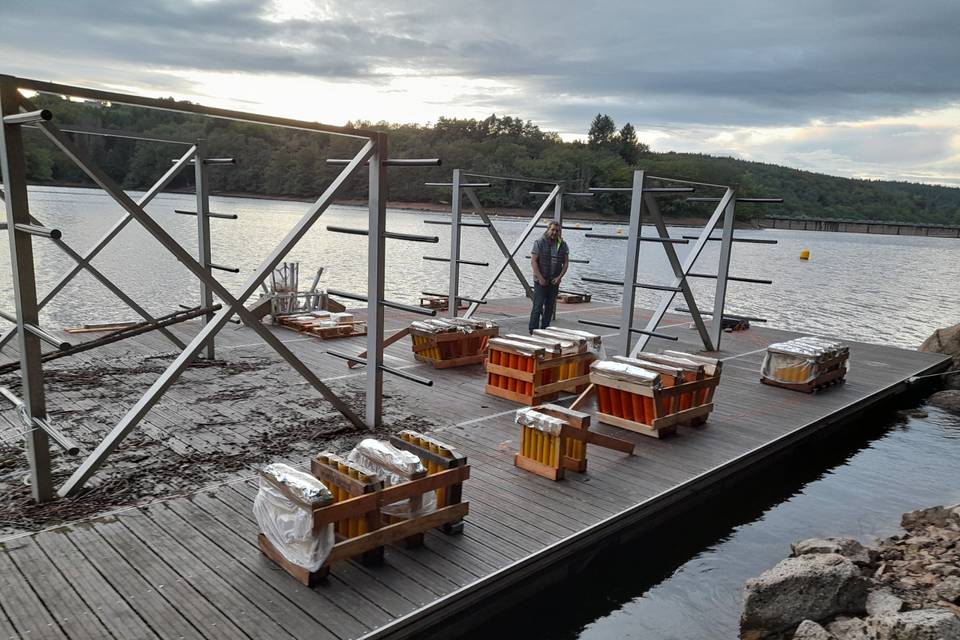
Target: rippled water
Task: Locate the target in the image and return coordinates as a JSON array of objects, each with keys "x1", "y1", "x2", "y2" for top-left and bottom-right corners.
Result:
[
  {"x1": 3, "y1": 187, "x2": 959, "y2": 350},
  {"x1": 5, "y1": 187, "x2": 960, "y2": 639}
]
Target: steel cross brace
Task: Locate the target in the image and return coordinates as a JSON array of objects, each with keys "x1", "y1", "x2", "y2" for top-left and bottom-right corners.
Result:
[
  {"x1": 0, "y1": 146, "x2": 197, "y2": 352},
  {"x1": 23, "y1": 97, "x2": 375, "y2": 494},
  {"x1": 630, "y1": 187, "x2": 736, "y2": 356},
  {"x1": 462, "y1": 184, "x2": 561, "y2": 317}
]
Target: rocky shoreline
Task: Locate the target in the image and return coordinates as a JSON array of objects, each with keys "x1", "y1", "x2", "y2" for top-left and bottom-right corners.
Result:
[{"x1": 740, "y1": 505, "x2": 960, "y2": 639}]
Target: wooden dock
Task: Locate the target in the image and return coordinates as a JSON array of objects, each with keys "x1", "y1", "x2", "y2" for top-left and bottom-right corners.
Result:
[{"x1": 0, "y1": 297, "x2": 950, "y2": 640}]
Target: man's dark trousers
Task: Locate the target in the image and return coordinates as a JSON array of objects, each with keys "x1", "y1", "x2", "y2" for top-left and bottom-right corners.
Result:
[{"x1": 529, "y1": 282, "x2": 558, "y2": 333}]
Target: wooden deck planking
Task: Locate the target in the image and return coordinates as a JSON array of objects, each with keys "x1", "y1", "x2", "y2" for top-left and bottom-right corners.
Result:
[{"x1": 0, "y1": 297, "x2": 950, "y2": 640}]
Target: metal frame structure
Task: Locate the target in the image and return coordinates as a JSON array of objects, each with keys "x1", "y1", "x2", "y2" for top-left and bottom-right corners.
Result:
[
  {"x1": 0, "y1": 75, "x2": 425, "y2": 501},
  {"x1": 578, "y1": 169, "x2": 780, "y2": 356}
]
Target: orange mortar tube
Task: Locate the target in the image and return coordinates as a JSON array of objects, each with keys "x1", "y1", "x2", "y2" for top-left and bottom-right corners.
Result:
[
  {"x1": 631, "y1": 392, "x2": 647, "y2": 425},
  {"x1": 597, "y1": 384, "x2": 611, "y2": 413}
]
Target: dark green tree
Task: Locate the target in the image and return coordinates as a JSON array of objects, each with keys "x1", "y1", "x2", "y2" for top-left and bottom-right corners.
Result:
[
  {"x1": 617, "y1": 122, "x2": 646, "y2": 164},
  {"x1": 587, "y1": 114, "x2": 617, "y2": 148}
]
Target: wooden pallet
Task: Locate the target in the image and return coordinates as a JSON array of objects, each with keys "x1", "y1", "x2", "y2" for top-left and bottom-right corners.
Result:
[
  {"x1": 419, "y1": 295, "x2": 467, "y2": 311},
  {"x1": 277, "y1": 314, "x2": 367, "y2": 340},
  {"x1": 557, "y1": 291, "x2": 592, "y2": 304},
  {"x1": 411, "y1": 325, "x2": 499, "y2": 369},
  {"x1": 514, "y1": 404, "x2": 633, "y2": 481},
  {"x1": 573, "y1": 369, "x2": 721, "y2": 438},
  {"x1": 485, "y1": 344, "x2": 594, "y2": 406},
  {"x1": 258, "y1": 444, "x2": 470, "y2": 587}
]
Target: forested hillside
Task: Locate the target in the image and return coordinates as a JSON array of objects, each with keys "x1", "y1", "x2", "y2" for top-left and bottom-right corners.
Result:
[{"x1": 19, "y1": 94, "x2": 960, "y2": 224}]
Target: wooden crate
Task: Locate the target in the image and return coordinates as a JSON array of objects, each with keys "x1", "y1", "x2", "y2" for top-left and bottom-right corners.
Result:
[
  {"x1": 390, "y1": 430, "x2": 469, "y2": 534},
  {"x1": 576, "y1": 367, "x2": 721, "y2": 438},
  {"x1": 277, "y1": 314, "x2": 367, "y2": 339},
  {"x1": 514, "y1": 404, "x2": 634, "y2": 481},
  {"x1": 410, "y1": 325, "x2": 499, "y2": 369},
  {"x1": 760, "y1": 353, "x2": 848, "y2": 393},
  {"x1": 419, "y1": 295, "x2": 467, "y2": 311},
  {"x1": 258, "y1": 446, "x2": 470, "y2": 586},
  {"x1": 485, "y1": 342, "x2": 595, "y2": 406},
  {"x1": 557, "y1": 291, "x2": 592, "y2": 304}
]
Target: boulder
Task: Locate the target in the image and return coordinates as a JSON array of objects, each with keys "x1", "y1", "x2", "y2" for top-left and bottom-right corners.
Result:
[
  {"x1": 867, "y1": 590, "x2": 904, "y2": 616},
  {"x1": 793, "y1": 538, "x2": 873, "y2": 566},
  {"x1": 827, "y1": 617, "x2": 869, "y2": 639},
  {"x1": 794, "y1": 619, "x2": 836, "y2": 639},
  {"x1": 865, "y1": 609, "x2": 960, "y2": 640},
  {"x1": 936, "y1": 575, "x2": 960, "y2": 603},
  {"x1": 928, "y1": 391, "x2": 960, "y2": 415},
  {"x1": 741, "y1": 554, "x2": 868, "y2": 637},
  {"x1": 901, "y1": 506, "x2": 957, "y2": 529},
  {"x1": 920, "y1": 324, "x2": 960, "y2": 389}
]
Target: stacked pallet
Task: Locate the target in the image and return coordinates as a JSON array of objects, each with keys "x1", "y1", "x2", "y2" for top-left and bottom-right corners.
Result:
[
  {"x1": 255, "y1": 430, "x2": 469, "y2": 586},
  {"x1": 276, "y1": 310, "x2": 367, "y2": 339},
  {"x1": 761, "y1": 336, "x2": 849, "y2": 393},
  {"x1": 484, "y1": 326, "x2": 600, "y2": 405},
  {"x1": 409, "y1": 317, "x2": 499, "y2": 368},
  {"x1": 583, "y1": 350, "x2": 722, "y2": 438}
]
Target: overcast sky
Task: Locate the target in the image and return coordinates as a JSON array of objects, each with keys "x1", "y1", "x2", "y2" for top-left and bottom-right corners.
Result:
[{"x1": 2, "y1": 0, "x2": 959, "y2": 185}]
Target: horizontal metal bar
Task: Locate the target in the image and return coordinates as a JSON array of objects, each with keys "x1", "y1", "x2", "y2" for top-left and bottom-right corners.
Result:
[
  {"x1": 420, "y1": 291, "x2": 486, "y2": 305},
  {"x1": 535, "y1": 223, "x2": 594, "y2": 231},
  {"x1": 584, "y1": 233, "x2": 689, "y2": 244},
  {"x1": 325, "y1": 225, "x2": 368, "y2": 237},
  {"x1": 25, "y1": 123, "x2": 193, "y2": 145},
  {"x1": 385, "y1": 231, "x2": 438, "y2": 243},
  {"x1": 422, "y1": 256, "x2": 489, "y2": 267},
  {"x1": 525, "y1": 254, "x2": 589, "y2": 264},
  {"x1": 14, "y1": 223, "x2": 61, "y2": 239},
  {"x1": 581, "y1": 276, "x2": 624, "y2": 287},
  {"x1": 674, "y1": 307, "x2": 767, "y2": 322},
  {"x1": 173, "y1": 209, "x2": 238, "y2": 220},
  {"x1": 326, "y1": 158, "x2": 442, "y2": 167},
  {"x1": 687, "y1": 272, "x2": 773, "y2": 285},
  {"x1": 11, "y1": 75, "x2": 377, "y2": 139},
  {"x1": 590, "y1": 187, "x2": 695, "y2": 193},
  {"x1": 687, "y1": 197, "x2": 783, "y2": 203},
  {"x1": 635, "y1": 283, "x2": 683, "y2": 292},
  {"x1": 633, "y1": 329, "x2": 679, "y2": 341},
  {"x1": 203, "y1": 158, "x2": 235, "y2": 165},
  {"x1": 461, "y1": 172, "x2": 563, "y2": 185},
  {"x1": 209, "y1": 263, "x2": 239, "y2": 273},
  {"x1": 579, "y1": 318, "x2": 620, "y2": 330},
  {"x1": 380, "y1": 364, "x2": 433, "y2": 387},
  {"x1": 0, "y1": 310, "x2": 71, "y2": 350},
  {"x1": 584, "y1": 233, "x2": 628, "y2": 240},
  {"x1": 326, "y1": 289, "x2": 437, "y2": 317},
  {"x1": 327, "y1": 350, "x2": 366, "y2": 366},
  {"x1": 424, "y1": 182, "x2": 491, "y2": 188},
  {"x1": 681, "y1": 235, "x2": 778, "y2": 245},
  {"x1": 529, "y1": 191, "x2": 593, "y2": 197},
  {"x1": 0, "y1": 387, "x2": 79, "y2": 455},
  {"x1": 648, "y1": 175, "x2": 729, "y2": 189},
  {"x1": 4, "y1": 109, "x2": 52, "y2": 125},
  {"x1": 423, "y1": 219, "x2": 490, "y2": 228}
]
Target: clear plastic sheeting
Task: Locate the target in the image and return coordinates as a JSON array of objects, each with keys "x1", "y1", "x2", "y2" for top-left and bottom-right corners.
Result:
[
  {"x1": 411, "y1": 317, "x2": 497, "y2": 334},
  {"x1": 591, "y1": 359, "x2": 662, "y2": 387},
  {"x1": 253, "y1": 463, "x2": 334, "y2": 572},
  {"x1": 488, "y1": 337, "x2": 544, "y2": 356},
  {"x1": 504, "y1": 333, "x2": 564, "y2": 355},
  {"x1": 515, "y1": 407, "x2": 565, "y2": 435},
  {"x1": 762, "y1": 336, "x2": 849, "y2": 384},
  {"x1": 612, "y1": 355, "x2": 683, "y2": 379},
  {"x1": 545, "y1": 326, "x2": 603, "y2": 352},
  {"x1": 347, "y1": 439, "x2": 436, "y2": 519}
]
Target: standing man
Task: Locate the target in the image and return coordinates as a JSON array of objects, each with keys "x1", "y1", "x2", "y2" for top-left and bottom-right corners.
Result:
[{"x1": 529, "y1": 220, "x2": 569, "y2": 333}]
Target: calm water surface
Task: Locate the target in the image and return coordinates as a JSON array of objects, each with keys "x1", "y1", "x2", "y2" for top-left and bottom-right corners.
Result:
[{"x1": 5, "y1": 187, "x2": 960, "y2": 639}]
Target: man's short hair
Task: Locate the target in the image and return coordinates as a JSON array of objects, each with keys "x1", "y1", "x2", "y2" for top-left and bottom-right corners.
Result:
[{"x1": 547, "y1": 221, "x2": 561, "y2": 229}]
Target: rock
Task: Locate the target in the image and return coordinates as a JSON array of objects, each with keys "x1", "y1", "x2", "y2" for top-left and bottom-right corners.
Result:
[
  {"x1": 920, "y1": 324, "x2": 960, "y2": 365},
  {"x1": 898, "y1": 408, "x2": 929, "y2": 419},
  {"x1": 929, "y1": 391, "x2": 960, "y2": 415},
  {"x1": 792, "y1": 538, "x2": 873, "y2": 566},
  {"x1": 794, "y1": 619, "x2": 836, "y2": 639},
  {"x1": 937, "y1": 576, "x2": 960, "y2": 603},
  {"x1": 902, "y1": 507, "x2": 956, "y2": 530},
  {"x1": 827, "y1": 617, "x2": 869, "y2": 639},
  {"x1": 867, "y1": 590, "x2": 905, "y2": 616},
  {"x1": 741, "y1": 554, "x2": 868, "y2": 636},
  {"x1": 865, "y1": 609, "x2": 960, "y2": 639}
]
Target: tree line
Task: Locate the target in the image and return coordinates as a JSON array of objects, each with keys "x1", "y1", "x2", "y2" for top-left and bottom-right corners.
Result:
[{"x1": 18, "y1": 96, "x2": 960, "y2": 225}]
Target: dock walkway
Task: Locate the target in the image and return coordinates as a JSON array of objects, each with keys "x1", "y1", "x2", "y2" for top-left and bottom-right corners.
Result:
[{"x1": 0, "y1": 298, "x2": 949, "y2": 640}]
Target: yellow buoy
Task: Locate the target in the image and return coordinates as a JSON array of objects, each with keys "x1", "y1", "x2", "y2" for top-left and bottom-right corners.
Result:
[
  {"x1": 616, "y1": 228, "x2": 623, "y2": 234},
  {"x1": 799, "y1": 249, "x2": 810, "y2": 260}
]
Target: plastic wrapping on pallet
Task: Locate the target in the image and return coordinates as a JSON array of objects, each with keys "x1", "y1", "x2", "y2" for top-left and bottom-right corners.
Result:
[
  {"x1": 633, "y1": 351, "x2": 705, "y2": 374},
  {"x1": 514, "y1": 408, "x2": 565, "y2": 435},
  {"x1": 410, "y1": 320, "x2": 446, "y2": 333},
  {"x1": 487, "y1": 337, "x2": 544, "y2": 356},
  {"x1": 544, "y1": 326, "x2": 603, "y2": 352},
  {"x1": 761, "y1": 336, "x2": 849, "y2": 384},
  {"x1": 253, "y1": 463, "x2": 335, "y2": 572},
  {"x1": 504, "y1": 334, "x2": 565, "y2": 355},
  {"x1": 590, "y1": 359, "x2": 662, "y2": 387},
  {"x1": 347, "y1": 439, "x2": 436, "y2": 518},
  {"x1": 612, "y1": 355, "x2": 684, "y2": 379},
  {"x1": 533, "y1": 329, "x2": 588, "y2": 354},
  {"x1": 662, "y1": 350, "x2": 722, "y2": 375},
  {"x1": 412, "y1": 317, "x2": 497, "y2": 335}
]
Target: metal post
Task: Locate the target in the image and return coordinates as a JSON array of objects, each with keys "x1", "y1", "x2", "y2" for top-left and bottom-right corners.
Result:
[
  {"x1": 366, "y1": 133, "x2": 387, "y2": 427},
  {"x1": 553, "y1": 187, "x2": 564, "y2": 227},
  {"x1": 194, "y1": 140, "x2": 215, "y2": 359},
  {"x1": 0, "y1": 80, "x2": 52, "y2": 501},
  {"x1": 709, "y1": 191, "x2": 737, "y2": 348},
  {"x1": 463, "y1": 187, "x2": 534, "y2": 299},
  {"x1": 448, "y1": 169, "x2": 462, "y2": 318},
  {"x1": 619, "y1": 171, "x2": 645, "y2": 356}
]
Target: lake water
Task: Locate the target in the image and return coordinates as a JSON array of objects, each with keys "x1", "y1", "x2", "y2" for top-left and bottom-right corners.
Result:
[{"x1": 4, "y1": 186, "x2": 960, "y2": 638}]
